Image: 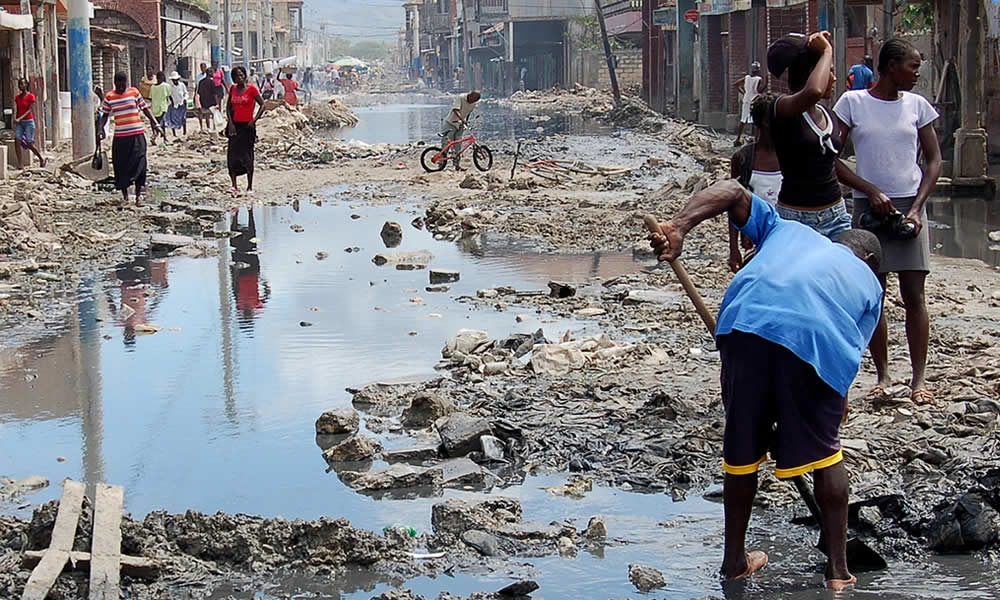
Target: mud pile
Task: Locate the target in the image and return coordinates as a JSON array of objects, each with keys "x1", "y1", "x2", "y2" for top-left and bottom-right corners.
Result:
[{"x1": 502, "y1": 84, "x2": 616, "y2": 114}]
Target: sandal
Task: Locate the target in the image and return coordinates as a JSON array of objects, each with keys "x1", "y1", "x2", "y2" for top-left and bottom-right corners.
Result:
[
  {"x1": 911, "y1": 389, "x2": 935, "y2": 405},
  {"x1": 826, "y1": 575, "x2": 857, "y2": 591},
  {"x1": 866, "y1": 384, "x2": 889, "y2": 400}
]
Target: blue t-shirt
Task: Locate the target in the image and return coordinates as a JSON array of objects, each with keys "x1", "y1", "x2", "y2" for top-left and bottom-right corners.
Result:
[
  {"x1": 849, "y1": 64, "x2": 874, "y2": 90},
  {"x1": 717, "y1": 195, "x2": 883, "y2": 395}
]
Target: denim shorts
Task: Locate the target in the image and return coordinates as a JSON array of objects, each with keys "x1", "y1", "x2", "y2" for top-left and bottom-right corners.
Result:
[
  {"x1": 15, "y1": 119, "x2": 35, "y2": 145},
  {"x1": 777, "y1": 200, "x2": 852, "y2": 240}
]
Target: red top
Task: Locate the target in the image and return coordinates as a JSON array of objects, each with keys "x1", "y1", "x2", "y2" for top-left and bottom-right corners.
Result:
[
  {"x1": 229, "y1": 84, "x2": 261, "y2": 123},
  {"x1": 281, "y1": 79, "x2": 298, "y2": 106},
  {"x1": 15, "y1": 92, "x2": 35, "y2": 121}
]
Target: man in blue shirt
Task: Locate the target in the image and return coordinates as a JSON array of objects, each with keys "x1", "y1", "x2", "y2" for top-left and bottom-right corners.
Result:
[
  {"x1": 650, "y1": 180, "x2": 883, "y2": 591},
  {"x1": 847, "y1": 55, "x2": 874, "y2": 90}
]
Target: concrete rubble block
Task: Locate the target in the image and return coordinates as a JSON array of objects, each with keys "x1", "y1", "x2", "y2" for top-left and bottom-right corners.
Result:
[
  {"x1": 383, "y1": 433, "x2": 442, "y2": 463},
  {"x1": 584, "y1": 515, "x2": 608, "y2": 539},
  {"x1": 480, "y1": 435, "x2": 505, "y2": 461},
  {"x1": 440, "y1": 457, "x2": 490, "y2": 489},
  {"x1": 547, "y1": 281, "x2": 577, "y2": 298},
  {"x1": 400, "y1": 391, "x2": 455, "y2": 428},
  {"x1": 150, "y1": 233, "x2": 197, "y2": 251},
  {"x1": 429, "y1": 269, "x2": 461, "y2": 284},
  {"x1": 441, "y1": 329, "x2": 490, "y2": 358},
  {"x1": 372, "y1": 249, "x2": 433, "y2": 268},
  {"x1": 623, "y1": 289, "x2": 684, "y2": 306},
  {"x1": 497, "y1": 580, "x2": 540, "y2": 597},
  {"x1": 349, "y1": 380, "x2": 433, "y2": 408},
  {"x1": 459, "y1": 174, "x2": 484, "y2": 189},
  {"x1": 628, "y1": 563, "x2": 666, "y2": 592},
  {"x1": 461, "y1": 529, "x2": 500, "y2": 556},
  {"x1": 380, "y1": 221, "x2": 403, "y2": 248},
  {"x1": 435, "y1": 413, "x2": 493, "y2": 457},
  {"x1": 431, "y1": 497, "x2": 523, "y2": 536},
  {"x1": 321, "y1": 434, "x2": 383, "y2": 463},
  {"x1": 340, "y1": 463, "x2": 443, "y2": 492},
  {"x1": 315, "y1": 407, "x2": 361, "y2": 435}
]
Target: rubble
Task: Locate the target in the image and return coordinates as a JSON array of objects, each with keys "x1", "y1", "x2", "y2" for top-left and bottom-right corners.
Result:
[
  {"x1": 322, "y1": 434, "x2": 383, "y2": 463},
  {"x1": 628, "y1": 564, "x2": 666, "y2": 592},
  {"x1": 340, "y1": 464, "x2": 444, "y2": 492},
  {"x1": 436, "y1": 413, "x2": 493, "y2": 458}
]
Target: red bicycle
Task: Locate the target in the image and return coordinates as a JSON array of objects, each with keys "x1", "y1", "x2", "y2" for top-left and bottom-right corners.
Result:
[{"x1": 420, "y1": 126, "x2": 493, "y2": 173}]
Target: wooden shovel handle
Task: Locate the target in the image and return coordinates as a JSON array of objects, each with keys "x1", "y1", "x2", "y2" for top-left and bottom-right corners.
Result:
[{"x1": 643, "y1": 215, "x2": 718, "y2": 336}]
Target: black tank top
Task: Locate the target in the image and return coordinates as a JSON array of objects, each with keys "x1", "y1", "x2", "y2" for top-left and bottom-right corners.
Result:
[{"x1": 768, "y1": 98, "x2": 843, "y2": 208}]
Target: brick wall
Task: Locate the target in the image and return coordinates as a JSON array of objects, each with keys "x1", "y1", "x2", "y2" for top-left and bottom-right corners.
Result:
[
  {"x1": 577, "y1": 48, "x2": 642, "y2": 91},
  {"x1": 728, "y1": 11, "x2": 748, "y2": 114},
  {"x1": 95, "y1": 1, "x2": 162, "y2": 69},
  {"x1": 705, "y1": 15, "x2": 724, "y2": 112}
]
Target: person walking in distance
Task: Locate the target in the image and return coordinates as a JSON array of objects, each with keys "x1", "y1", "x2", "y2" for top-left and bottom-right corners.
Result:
[
  {"x1": 166, "y1": 71, "x2": 189, "y2": 139},
  {"x1": 846, "y1": 55, "x2": 875, "y2": 91},
  {"x1": 766, "y1": 32, "x2": 850, "y2": 240},
  {"x1": 149, "y1": 71, "x2": 171, "y2": 146},
  {"x1": 196, "y1": 68, "x2": 217, "y2": 132},
  {"x1": 833, "y1": 38, "x2": 942, "y2": 405},
  {"x1": 733, "y1": 62, "x2": 764, "y2": 146},
  {"x1": 225, "y1": 66, "x2": 266, "y2": 197},
  {"x1": 281, "y1": 73, "x2": 299, "y2": 106},
  {"x1": 13, "y1": 78, "x2": 45, "y2": 168},
  {"x1": 443, "y1": 91, "x2": 480, "y2": 172},
  {"x1": 138, "y1": 66, "x2": 156, "y2": 104},
  {"x1": 261, "y1": 71, "x2": 277, "y2": 101},
  {"x1": 728, "y1": 94, "x2": 782, "y2": 272},
  {"x1": 99, "y1": 72, "x2": 162, "y2": 206},
  {"x1": 649, "y1": 180, "x2": 884, "y2": 591}
]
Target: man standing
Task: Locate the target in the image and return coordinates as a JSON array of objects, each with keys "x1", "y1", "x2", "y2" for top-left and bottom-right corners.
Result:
[
  {"x1": 196, "y1": 68, "x2": 218, "y2": 131},
  {"x1": 13, "y1": 77, "x2": 45, "y2": 168},
  {"x1": 138, "y1": 66, "x2": 156, "y2": 104},
  {"x1": 99, "y1": 72, "x2": 163, "y2": 206},
  {"x1": 443, "y1": 90, "x2": 480, "y2": 172},
  {"x1": 649, "y1": 180, "x2": 884, "y2": 591},
  {"x1": 847, "y1": 55, "x2": 875, "y2": 91},
  {"x1": 149, "y1": 71, "x2": 172, "y2": 146},
  {"x1": 302, "y1": 67, "x2": 313, "y2": 104},
  {"x1": 733, "y1": 61, "x2": 764, "y2": 146}
]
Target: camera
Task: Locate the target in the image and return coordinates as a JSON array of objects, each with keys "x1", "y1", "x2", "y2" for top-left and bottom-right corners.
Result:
[{"x1": 856, "y1": 209, "x2": 918, "y2": 241}]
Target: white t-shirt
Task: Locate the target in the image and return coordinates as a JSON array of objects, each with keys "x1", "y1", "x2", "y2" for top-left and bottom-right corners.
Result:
[
  {"x1": 170, "y1": 82, "x2": 188, "y2": 106},
  {"x1": 833, "y1": 90, "x2": 939, "y2": 199},
  {"x1": 742, "y1": 75, "x2": 761, "y2": 108},
  {"x1": 446, "y1": 94, "x2": 475, "y2": 126}
]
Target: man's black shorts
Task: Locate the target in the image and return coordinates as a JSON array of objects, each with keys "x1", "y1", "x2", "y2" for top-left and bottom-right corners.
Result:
[{"x1": 718, "y1": 330, "x2": 845, "y2": 478}]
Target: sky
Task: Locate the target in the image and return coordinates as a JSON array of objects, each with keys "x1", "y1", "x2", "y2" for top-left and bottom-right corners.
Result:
[{"x1": 302, "y1": 0, "x2": 405, "y2": 42}]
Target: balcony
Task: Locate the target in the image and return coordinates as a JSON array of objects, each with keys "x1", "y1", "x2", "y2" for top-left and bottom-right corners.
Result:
[
  {"x1": 602, "y1": 0, "x2": 641, "y2": 17},
  {"x1": 477, "y1": 0, "x2": 508, "y2": 20}
]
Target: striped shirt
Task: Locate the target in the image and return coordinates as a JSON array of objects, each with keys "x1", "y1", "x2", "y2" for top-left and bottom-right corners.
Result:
[{"x1": 101, "y1": 88, "x2": 149, "y2": 138}]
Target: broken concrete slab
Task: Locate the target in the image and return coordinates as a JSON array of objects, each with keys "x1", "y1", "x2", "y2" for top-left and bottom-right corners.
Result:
[
  {"x1": 623, "y1": 289, "x2": 684, "y2": 306},
  {"x1": 372, "y1": 250, "x2": 433, "y2": 268},
  {"x1": 383, "y1": 436, "x2": 442, "y2": 463},
  {"x1": 461, "y1": 529, "x2": 500, "y2": 556},
  {"x1": 315, "y1": 407, "x2": 361, "y2": 435},
  {"x1": 431, "y1": 497, "x2": 522, "y2": 536},
  {"x1": 381, "y1": 221, "x2": 403, "y2": 248},
  {"x1": 322, "y1": 434, "x2": 383, "y2": 463},
  {"x1": 150, "y1": 233, "x2": 196, "y2": 251},
  {"x1": 497, "y1": 580, "x2": 539, "y2": 597},
  {"x1": 340, "y1": 463, "x2": 443, "y2": 492},
  {"x1": 547, "y1": 281, "x2": 577, "y2": 298},
  {"x1": 436, "y1": 413, "x2": 493, "y2": 458},
  {"x1": 429, "y1": 269, "x2": 461, "y2": 284},
  {"x1": 401, "y1": 392, "x2": 456, "y2": 428},
  {"x1": 440, "y1": 457, "x2": 491, "y2": 489}
]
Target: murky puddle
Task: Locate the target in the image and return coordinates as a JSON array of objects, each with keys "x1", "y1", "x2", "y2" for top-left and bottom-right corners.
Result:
[{"x1": 927, "y1": 195, "x2": 1000, "y2": 267}]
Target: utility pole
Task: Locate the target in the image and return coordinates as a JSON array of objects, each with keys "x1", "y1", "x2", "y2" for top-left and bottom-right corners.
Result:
[
  {"x1": 243, "y1": 0, "x2": 250, "y2": 70},
  {"x1": 594, "y1": 0, "x2": 621, "y2": 106},
  {"x1": 224, "y1": 0, "x2": 232, "y2": 68},
  {"x1": 256, "y1": 0, "x2": 264, "y2": 64},
  {"x1": 68, "y1": 0, "x2": 95, "y2": 159},
  {"x1": 834, "y1": 0, "x2": 847, "y2": 104},
  {"x1": 882, "y1": 0, "x2": 894, "y2": 43},
  {"x1": 211, "y1": 0, "x2": 221, "y2": 66}
]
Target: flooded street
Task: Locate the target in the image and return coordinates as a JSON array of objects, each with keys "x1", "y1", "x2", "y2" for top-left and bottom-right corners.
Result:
[{"x1": 1, "y1": 98, "x2": 999, "y2": 599}]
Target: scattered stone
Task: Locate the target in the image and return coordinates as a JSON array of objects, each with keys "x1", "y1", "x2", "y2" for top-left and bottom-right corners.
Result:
[
  {"x1": 429, "y1": 269, "x2": 460, "y2": 284},
  {"x1": 462, "y1": 529, "x2": 500, "y2": 556},
  {"x1": 575, "y1": 307, "x2": 606, "y2": 318},
  {"x1": 150, "y1": 233, "x2": 196, "y2": 251},
  {"x1": 477, "y1": 288, "x2": 499, "y2": 299},
  {"x1": 426, "y1": 285, "x2": 450, "y2": 293},
  {"x1": 315, "y1": 407, "x2": 361, "y2": 435},
  {"x1": 459, "y1": 174, "x2": 484, "y2": 190},
  {"x1": 498, "y1": 580, "x2": 539, "y2": 597},
  {"x1": 351, "y1": 214, "x2": 362, "y2": 220},
  {"x1": 628, "y1": 563, "x2": 666, "y2": 592},
  {"x1": 480, "y1": 435, "x2": 506, "y2": 461},
  {"x1": 381, "y1": 221, "x2": 403, "y2": 248},
  {"x1": 440, "y1": 457, "x2": 490, "y2": 488},
  {"x1": 290, "y1": 224, "x2": 305, "y2": 233},
  {"x1": 431, "y1": 497, "x2": 523, "y2": 536},
  {"x1": 373, "y1": 250, "x2": 433, "y2": 268},
  {"x1": 989, "y1": 230, "x2": 1000, "y2": 243},
  {"x1": 547, "y1": 281, "x2": 576, "y2": 298},
  {"x1": 300, "y1": 321, "x2": 313, "y2": 327},
  {"x1": 322, "y1": 434, "x2": 383, "y2": 463},
  {"x1": 583, "y1": 515, "x2": 607, "y2": 539},
  {"x1": 515, "y1": 314, "x2": 530, "y2": 323},
  {"x1": 383, "y1": 434, "x2": 442, "y2": 462},
  {"x1": 401, "y1": 392, "x2": 456, "y2": 428},
  {"x1": 557, "y1": 536, "x2": 576, "y2": 556},
  {"x1": 624, "y1": 289, "x2": 684, "y2": 306},
  {"x1": 316, "y1": 251, "x2": 329, "y2": 260},
  {"x1": 411, "y1": 216, "x2": 425, "y2": 230},
  {"x1": 340, "y1": 463, "x2": 443, "y2": 492},
  {"x1": 436, "y1": 413, "x2": 493, "y2": 457}
]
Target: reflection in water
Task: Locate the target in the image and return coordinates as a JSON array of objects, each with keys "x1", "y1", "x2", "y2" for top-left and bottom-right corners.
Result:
[
  {"x1": 110, "y1": 253, "x2": 169, "y2": 347},
  {"x1": 230, "y1": 208, "x2": 271, "y2": 328},
  {"x1": 927, "y1": 196, "x2": 1000, "y2": 267}
]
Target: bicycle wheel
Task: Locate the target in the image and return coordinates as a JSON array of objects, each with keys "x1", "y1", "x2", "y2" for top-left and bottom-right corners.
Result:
[
  {"x1": 421, "y1": 147, "x2": 447, "y2": 173},
  {"x1": 473, "y1": 146, "x2": 493, "y2": 172}
]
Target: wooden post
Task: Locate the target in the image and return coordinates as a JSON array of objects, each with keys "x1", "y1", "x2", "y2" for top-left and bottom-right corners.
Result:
[
  {"x1": 20, "y1": 0, "x2": 44, "y2": 151},
  {"x1": 89, "y1": 484, "x2": 125, "y2": 600},
  {"x1": 594, "y1": 0, "x2": 621, "y2": 106}
]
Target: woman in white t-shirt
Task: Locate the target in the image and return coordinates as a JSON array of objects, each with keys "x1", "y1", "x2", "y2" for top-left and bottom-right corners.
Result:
[{"x1": 833, "y1": 38, "x2": 943, "y2": 406}]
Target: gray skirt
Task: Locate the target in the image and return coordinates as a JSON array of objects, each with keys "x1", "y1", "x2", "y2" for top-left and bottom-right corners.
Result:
[{"x1": 852, "y1": 195, "x2": 930, "y2": 274}]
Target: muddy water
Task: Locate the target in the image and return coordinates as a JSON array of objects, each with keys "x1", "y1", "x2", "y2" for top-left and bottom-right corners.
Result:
[
  {"x1": 927, "y1": 195, "x2": 1000, "y2": 267},
  {"x1": 334, "y1": 100, "x2": 611, "y2": 145}
]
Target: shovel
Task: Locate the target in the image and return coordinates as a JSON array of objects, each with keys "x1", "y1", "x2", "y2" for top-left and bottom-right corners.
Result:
[{"x1": 642, "y1": 215, "x2": 887, "y2": 573}]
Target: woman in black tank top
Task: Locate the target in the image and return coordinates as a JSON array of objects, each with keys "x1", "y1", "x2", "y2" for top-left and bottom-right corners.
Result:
[{"x1": 766, "y1": 32, "x2": 851, "y2": 239}]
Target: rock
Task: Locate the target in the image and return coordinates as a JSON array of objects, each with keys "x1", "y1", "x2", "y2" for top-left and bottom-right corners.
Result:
[
  {"x1": 480, "y1": 435, "x2": 505, "y2": 461},
  {"x1": 989, "y1": 230, "x2": 1000, "y2": 243},
  {"x1": 340, "y1": 463, "x2": 443, "y2": 492},
  {"x1": 547, "y1": 281, "x2": 577, "y2": 298},
  {"x1": 436, "y1": 413, "x2": 493, "y2": 457},
  {"x1": 372, "y1": 250, "x2": 433, "y2": 268},
  {"x1": 557, "y1": 536, "x2": 576, "y2": 556},
  {"x1": 628, "y1": 563, "x2": 666, "y2": 592},
  {"x1": 383, "y1": 435, "x2": 442, "y2": 462},
  {"x1": 299, "y1": 321, "x2": 313, "y2": 327},
  {"x1": 483, "y1": 361, "x2": 508, "y2": 376},
  {"x1": 426, "y1": 285, "x2": 450, "y2": 293},
  {"x1": 411, "y1": 216, "x2": 425, "y2": 230},
  {"x1": 401, "y1": 392, "x2": 455, "y2": 428},
  {"x1": 442, "y1": 329, "x2": 490, "y2": 358},
  {"x1": 316, "y1": 251, "x2": 329, "y2": 260},
  {"x1": 928, "y1": 492, "x2": 1000, "y2": 552},
  {"x1": 459, "y1": 174, "x2": 484, "y2": 189},
  {"x1": 441, "y1": 457, "x2": 490, "y2": 488},
  {"x1": 350, "y1": 380, "x2": 431, "y2": 407},
  {"x1": 477, "y1": 288, "x2": 499, "y2": 299},
  {"x1": 150, "y1": 233, "x2": 196, "y2": 251},
  {"x1": 315, "y1": 408, "x2": 361, "y2": 435},
  {"x1": 857, "y1": 506, "x2": 882, "y2": 528},
  {"x1": 290, "y1": 224, "x2": 305, "y2": 233},
  {"x1": 624, "y1": 289, "x2": 684, "y2": 306},
  {"x1": 351, "y1": 214, "x2": 362, "y2": 220},
  {"x1": 429, "y1": 269, "x2": 460, "y2": 284},
  {"x1": 497, "y1": 580, "x2": 539, "y2": 597},
  {"x1": 322, "y1": 434, "x2": 383, "y2": 463},
  {"x1": 461, "y1": 529, "x2": 500, "y2": 556},
  {"x1": 0, "y1": 475, "x2": 49, "y2": 500},
  {"x1": 381, "y1": 221, "x2": 403, "y2": 248},
  {"x1": 431, "y1": 497, "x2": 522, "y2": 535},
  {"x1": 584, "y1": 515, "x2": 607, "y2": 539},
  {"x1": 515, "y1": 314, "x2": 529, "y2": 323},
  {"x1": 575, "y1": 307, "x2": 606, "y2": 318}
]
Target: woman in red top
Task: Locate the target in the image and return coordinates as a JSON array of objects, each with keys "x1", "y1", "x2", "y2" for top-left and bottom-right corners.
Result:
[
  {"x1": 14, "y1": 78, "x2": 45, "y2": 168},
  {"x1": 226, "y1": 66, "x2": 266, "y2": 196},
  {"x1": 281, "y1": 73, "x2": 299, "y2": 106}
]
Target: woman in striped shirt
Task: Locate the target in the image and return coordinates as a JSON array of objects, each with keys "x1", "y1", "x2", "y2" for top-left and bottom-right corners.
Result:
[{"x1": 99, "y1": 72, "x2": 162, "y2": 205}]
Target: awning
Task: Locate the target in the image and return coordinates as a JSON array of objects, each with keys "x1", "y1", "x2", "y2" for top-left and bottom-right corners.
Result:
[
  {"x1": 0, "y1": 11, "x2": 33, "y2": 31},
  {"x1": 161, "y1": 15, "x2": 218, "y2": 32}
]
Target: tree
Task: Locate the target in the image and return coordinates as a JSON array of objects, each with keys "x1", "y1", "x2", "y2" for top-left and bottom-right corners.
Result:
[
  {"x1": 350, "y1": 40, "x2": 391, "y2": 61},
  {"x1": 898, "y1": 1, "x2": 933, "y2": 35}
]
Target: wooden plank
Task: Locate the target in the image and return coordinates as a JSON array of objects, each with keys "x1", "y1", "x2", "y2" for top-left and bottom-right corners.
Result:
[
  {"x1": 22, "y1": 551, "x2": 159, "y2": 580},
  {"x1": 89, "y1": 483, "x2": 124, "y2": 600},
  {"x1": 21, "y1": 480, "x2": 85, "y2": 600}
]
